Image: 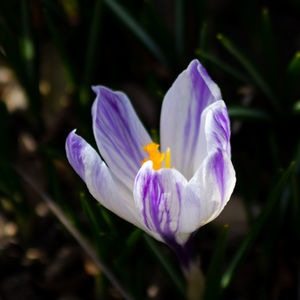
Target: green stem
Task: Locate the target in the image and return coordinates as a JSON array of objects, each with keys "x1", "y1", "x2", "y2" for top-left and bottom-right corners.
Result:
[{"x1": 184, "y1": 260, "x2": 205, "y2": 300}]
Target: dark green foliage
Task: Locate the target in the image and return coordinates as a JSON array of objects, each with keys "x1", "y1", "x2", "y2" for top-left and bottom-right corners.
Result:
[{"x1": 0, "y1": 0, "x2": 299, "y2": 299}]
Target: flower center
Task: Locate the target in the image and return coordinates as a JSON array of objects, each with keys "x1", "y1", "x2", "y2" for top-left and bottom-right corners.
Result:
[{"x1": 142, "y1": 143, "x2": 171, "y2": 170}]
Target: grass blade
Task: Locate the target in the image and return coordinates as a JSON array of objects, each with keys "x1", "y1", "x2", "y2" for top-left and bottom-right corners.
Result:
[
  {"x1": 16, "y1": 167, "x2": 135, "y2": 300},
  {"x1": 287, "y1": 51, "x2": 300, "y2": 79},
  {"x1": 221, "y1": 162, "x2": 295, "y2": 289},
  {"x1": 261, "y1": 8, "x2": 278, "y2": 81},
  {"x1": 19, "y1": 0, "x2": 43, "y2": 124},
  {"x1": 42, "y1": 5, "x2": 77, "y2": 91},
  {"x1": 103, "y1": 0, "x2": 167, "y2": 65},
  {"x1": 80, "y1": 192, "x2": 108, "y2": 257},
  {"x1": 143, "y1": 234, "x2": 185, "y2": 296},
  {"x1": 204, "y1": 224, "x2": 229, "y2": 300},
  {"x1": 20, "y1": 0, "x2": 36, "y2": 87},
  {"x1": 80, "y1": 0, "x2": 103, "y2": 106},
  {"x1": 196, "y1": 49, "x2": 249, "y2": 83},
  {"x1": 198, "y1": 21, "x2": 208, "y2": 52},
  {"x1": 217, "y1": 33, "x2": 279, "y2": 110},
  {"x1": 228, "y1": 106, "x2": 271, "y2": 121},
  {"x1": 0, "y1": 3, "x2": 41, "y2": 123},
  {"x1": 175, "y1": 0, "x2": 184, "y2": 58},
  {"x1": 286, "y1": 51, "x2": 300, "y2": 104}
]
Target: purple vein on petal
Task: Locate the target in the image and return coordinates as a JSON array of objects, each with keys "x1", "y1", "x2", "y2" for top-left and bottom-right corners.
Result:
[
  {"x1": 93, "y1": 86, "x2": 151, "y2": 184},
  {"x1": 175, "y1": 182, "x2": 182, "y2": 233},
  {"x1": 96, "y1": 89, "x2": 140, "y2": 172},
  {"x1": 212, "y1": 149, "x2": 225, "y2": 208},
  {"x1": 183, "y1": 60, "x2": 222, "y2": 171},
  {"x1": 136, "y1": 165, "x2": 183, "y2": 241},
  {"x1": 213, "y1": 105, "x2": 231, "y2": 156}
]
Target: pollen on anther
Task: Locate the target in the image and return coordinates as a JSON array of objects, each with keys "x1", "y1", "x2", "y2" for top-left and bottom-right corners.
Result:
[{"x1": 142, "y1": 142, "x2": 168, "y2": 170}]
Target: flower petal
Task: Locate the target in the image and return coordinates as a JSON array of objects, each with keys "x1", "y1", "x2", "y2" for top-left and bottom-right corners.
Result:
[
  {"x1": 160, "y1": 59, "x2": 222, "y2": 179},
  {"x1": 179, "y1": 149, "x2": 236, "y2": 233},
  {"x1": 92, "y1": 86, "x2": 152, "y2": 190},
  {"x1": 134, "y1": 161, "x2": 190, "y2": 244},
  {"x1": 66, "y1": 130, "x2": 142, "y2": 228},
  {"x1": 193, "y1": 100, "x2": 231, "y2": 173}
]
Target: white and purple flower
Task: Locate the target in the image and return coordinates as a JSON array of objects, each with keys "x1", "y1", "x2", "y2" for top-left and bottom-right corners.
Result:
[{"x1": 66, "y1": 59, "x2": 236, "y2": 267}]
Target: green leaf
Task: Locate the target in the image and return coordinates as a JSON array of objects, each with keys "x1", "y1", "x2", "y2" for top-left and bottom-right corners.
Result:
[
  {"x1": 217, "y1": 33, "x2": 279, "y2": 110},
  {"x1": 221, "y1": 162, "x2": 295, "y2": 289},
  {"x1": 42, "y1": 5, "x2": 77, "y2": 91},
  {"x1": 16, "y1": 167, "x2": 135, "y2": 300},
  {"x1": 80, "y1": 0, "x2": 103, "y2": 106},
  {"x1": 293, "y1": 99, "x2": 300, "y2": 114},
  {"x1": 204, "y1": 224, "x2": 229, "y2": 300},
  {"x1": 81, "y1": 192, "x2": 101, "y2": 235},
  {"x1": 175, "y1": 0, "x2": 184, "y2": 58},
  {"x1": 291, "y1": 142, "x2": 300, "y2": 239},
  {"x1": 196, "y1": 49, "x2": 249, "y2": 83},
  {"x1": 125, "y1": 228, "x2": 142, "y2": 248},
  {"x1": 198, "y1": 21, "x2": 208, "y2": 52},
  {"x1": 143, "y1": 234, "x2": 185, "y2": 296},
  {"x1": 103, "y1": 0, "x2": 167, "y2": 65},
  {"x1": 0, "y1": 161, "x2": 32, "y2": 235},
  {"x1": 20, "y1": 1, "x2": 35, "y2": 76},
  {"x1": 285, "y1": 51, "x2": 300, "y2": 103},
  {"x1": 0, "y1": 4, "x2": 41, "y2": 123},
  {"x1": 19, "y1": 0, "x2": 40, "y2": 118},
  {"x1": 228, "y1": 106, "x2": 271, "y2": 121},
  {"x1": 261, "y1": 8, "x2": 278, "y2": 80},
  {"x1": 287, "y1": 51, "x2": 300, "y2": 83},
  {"x1": 80, "y1": 192, "x2": 107, "y2": 257}
]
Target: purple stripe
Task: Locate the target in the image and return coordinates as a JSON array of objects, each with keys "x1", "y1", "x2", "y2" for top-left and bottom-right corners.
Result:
[
  {"x1": 138, "y1": 168, "x2": 182, "y2": 239},
  {"x1": 212, "y1": 105, "x2": 231, "y2": 156},
  {"x1": 141, "y1": 170, "x2": 151, "y2": 229},
  {"x1": 183, "y1": 60, "x2": 222, "y2": 168},
  {"x1": 135, "y1": 164, "x2": 196, "y2": 270},
  {"x1": 212, "y1": 149, "x2": 225, "y2": 206},
  {"x1": 174, "y1": 183, "x2": 182, "y2": 233},
  {"x1": 96, "y1": 87, "x2": 146, "y2": 167}
]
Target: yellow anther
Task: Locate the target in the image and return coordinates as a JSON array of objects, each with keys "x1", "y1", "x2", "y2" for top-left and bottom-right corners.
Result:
[
  {"x1": 142, "y1": 143, "x2": 171, "y2": 171},
  {"x1": 142, "y1": 143, "x2": 159, "y2": 155},
  {"x1": 165, "y1": 148, "x2": 171, "y2": 168}
]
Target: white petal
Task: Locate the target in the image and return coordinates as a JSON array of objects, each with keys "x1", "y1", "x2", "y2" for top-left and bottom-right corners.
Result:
[
  {"x1": 66, "y1": 130, "x2": 142, "y2": 228},
  {"x1": 134, "y1": 161, "x2": 189, "y2": 244},
  {"x1": 193, "y1": 100, "x2": 231, "y2": 173},
  {"x1": 179, "y1": 149, "x2": 236, "y2": 233},
  {"x1": 92, "y1": 86, "x2": 152, "y2": 190},
  {"x1": 160, "y1": 59, "x2": 222, "y2": 179}
]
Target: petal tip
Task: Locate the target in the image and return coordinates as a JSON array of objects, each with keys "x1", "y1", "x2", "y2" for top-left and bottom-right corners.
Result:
[
  {"x1": 65, "y1": 130, "x2": 86, "y2": 181},
  {"x1": 91, "y1": 85, "x2": 99, "y2": 94},
  {"x1": 92, "y1": 85, "x2": 112, "y2": 96}
]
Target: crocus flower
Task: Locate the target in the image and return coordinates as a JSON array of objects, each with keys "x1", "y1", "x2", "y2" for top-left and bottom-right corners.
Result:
[{"x1": 66, "y1": 59, "x2": 236, "y2": 267}]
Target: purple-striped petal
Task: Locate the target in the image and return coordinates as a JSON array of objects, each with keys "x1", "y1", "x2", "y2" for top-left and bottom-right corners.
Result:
[
  {"x1": 160, "y1": 59, "x2": 222, "y2": 179},
  {"x1": 179, "y1": 149, "x2": 236, "y2": 233},
  {"x1": 92, "y1": 86, "x2": 152, "y2": 190},
  {"x1": 134, "y1": 161, "x2": 190, "y2": 244},
  {"x1": 65, "y1": 129, "x2": 86, "y2": 181},
  {"x1": 66, "y1": 130, "x2": 142, "y2": 228},
  {"x1": 193, "y1": 100, "x2": 231, "y2": 173}
]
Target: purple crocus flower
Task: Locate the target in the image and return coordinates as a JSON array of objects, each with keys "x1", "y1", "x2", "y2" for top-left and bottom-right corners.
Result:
[{"x1": 66, "y1": 59, "x2": 236, "y2": 269}]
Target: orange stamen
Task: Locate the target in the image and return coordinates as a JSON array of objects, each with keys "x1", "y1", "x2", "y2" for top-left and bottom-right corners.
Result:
[{"x1": 142, "y1": 143, "x2": 171, "y2": 170}]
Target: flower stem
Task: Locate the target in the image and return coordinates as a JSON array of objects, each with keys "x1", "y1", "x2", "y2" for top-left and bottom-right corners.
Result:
[{"x1": 184, "y1": 260, "x2": 206, "y2": 300}]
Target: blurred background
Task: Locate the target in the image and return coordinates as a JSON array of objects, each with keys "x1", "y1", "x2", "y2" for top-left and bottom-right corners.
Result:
[{"x1": 0, "y1": 0, "x2": 300, "y2": 299}]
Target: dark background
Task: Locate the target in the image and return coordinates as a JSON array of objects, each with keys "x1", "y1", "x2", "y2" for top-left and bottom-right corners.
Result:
[{"x1": 0, "y1": 0, "x2": 300, "y2": 299}]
